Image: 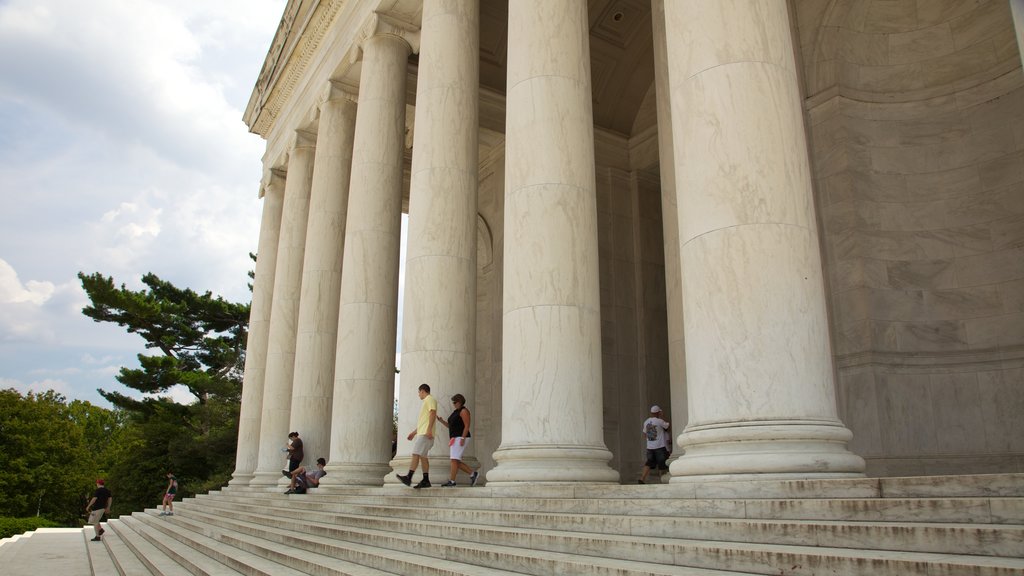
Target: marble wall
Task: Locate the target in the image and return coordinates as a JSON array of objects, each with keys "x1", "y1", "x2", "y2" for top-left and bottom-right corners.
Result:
[{"x1": 797, "y1": 0, "x2": 1024, "y2": 475}]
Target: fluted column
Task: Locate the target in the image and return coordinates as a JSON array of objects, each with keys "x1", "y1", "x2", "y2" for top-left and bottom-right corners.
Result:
[
  {"x1": 320, "y1": 18, "x2": 416, "y2": 486},
  {"x1": 288, "y1": 84, "x2": 358, "y2": 469},
  {"x1": 664, "y1": 0, "x2": 864, "y2": 480},
  {"x1": 250, "y1": 132, "x2": 316, "y2": 487},
  {"x1": 488, "y1": 0, "x2": 618, "y2": 484},
  {"x1": 229, "y1": 170, "x2": 285, "y2": 487},
  {"x1": 392, "y1": 0, "x2": 480, "y2": 481},
  {"x1": 651, "y1": 0, "x2": 687, "y2": 480}
]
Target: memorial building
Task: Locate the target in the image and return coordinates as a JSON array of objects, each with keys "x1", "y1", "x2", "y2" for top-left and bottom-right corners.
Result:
[{"x1": 230, "y1": 0, "x2": 1024, "y2": 489}]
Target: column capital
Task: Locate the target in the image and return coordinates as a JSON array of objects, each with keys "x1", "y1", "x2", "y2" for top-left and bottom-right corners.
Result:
[
  {"x1": 352, "y1": 12, "x2": 420, "y2": 62},
  {"x1": 293, "y1": 128, "x2": 318, "y2": 149},
  {"x1": 259, "y1": 167, "x2": 287, "y2": 200},
  {"x1": 321, "y1": 80, "x2": 359, "y2": 108}
]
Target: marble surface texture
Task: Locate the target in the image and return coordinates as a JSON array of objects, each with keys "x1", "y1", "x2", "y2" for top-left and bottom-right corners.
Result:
[
  {"x1": 394, "y1": 0, "x2": 480, "y2": 476},
  {"x1": 489, "y1": 0, "x2": 617, "y2": 484},
  {"x1": 323, "y1": 32, "x2": 411, "y2": 486},
  {"x1": 229, "y1": 173, "x2": 284, "y2": 486},
  {"x1": 288, "y1": 93, "x2": 357, "y2": 470},
  {"x1": 666, "y1": 0, "x2": 863, "y2": 479},
  {"x1": 251, "y1": 139, "x2": 315, "y2": 487}
]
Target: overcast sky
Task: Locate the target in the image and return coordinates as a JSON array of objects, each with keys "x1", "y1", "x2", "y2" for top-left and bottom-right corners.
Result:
[{"x1": 0, "y1": 0, "x2": 291, "y2": 406}]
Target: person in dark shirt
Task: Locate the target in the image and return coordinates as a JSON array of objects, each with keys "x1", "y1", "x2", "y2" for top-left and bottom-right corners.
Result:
[
  {"x1": 85, "y1": 479, "x2": 112, "y2": 541},
  {"x1": 435, "y1": 393, "x2": 480, "y2": 487},
  {"x1": 281, "y1": 431, "x2": 304, "y2": 476}
]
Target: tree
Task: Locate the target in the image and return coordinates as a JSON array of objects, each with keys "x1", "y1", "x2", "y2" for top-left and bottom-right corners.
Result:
[
  {"x1": 0, "y1": 390, "x2": 114, "y2": 524},
  {"x1": 77, "y1": 272, "x2": 249, "y2": 512}
]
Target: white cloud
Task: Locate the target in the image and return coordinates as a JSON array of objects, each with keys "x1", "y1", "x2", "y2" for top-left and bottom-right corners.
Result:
[
  {"x1": 0, "y1": 0, "x2": 285, "y2": 407},
  {"x1": 0, "y1": 376, "x2": 74, "y2": 399},
  {"x1": 0, "y1": 258, "x2": 54, "y2": 305}
]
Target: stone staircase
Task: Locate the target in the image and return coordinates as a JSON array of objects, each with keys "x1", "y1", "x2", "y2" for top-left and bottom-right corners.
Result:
[{"x1": 85, "y1": 473, "x2": 1022, "y2": 575}]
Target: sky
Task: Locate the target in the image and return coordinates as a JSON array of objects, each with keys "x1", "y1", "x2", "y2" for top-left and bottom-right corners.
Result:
[{"x1": 0, "y1": 0, "x2": 291, "y2": 406}]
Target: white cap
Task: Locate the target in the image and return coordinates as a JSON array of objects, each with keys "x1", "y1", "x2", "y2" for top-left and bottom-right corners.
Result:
[{"x1": 650, "y1": 405, "x2": 661, "y2": 413}]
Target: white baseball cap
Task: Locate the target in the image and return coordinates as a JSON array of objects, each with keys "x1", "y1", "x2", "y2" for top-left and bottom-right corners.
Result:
[{"x1": 650, "y1": 405, "x2": 661, "y2": 413}]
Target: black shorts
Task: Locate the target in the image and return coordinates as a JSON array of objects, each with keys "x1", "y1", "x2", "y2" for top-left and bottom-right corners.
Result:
[{"x1": 645, "y1": 447, "x2": 669, "y2": 470}]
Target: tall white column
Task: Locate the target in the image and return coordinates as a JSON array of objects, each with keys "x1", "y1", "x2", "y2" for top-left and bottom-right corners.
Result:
[
  {"x1": 488, "y1": 0, "x2": 618, "y2": 484},
  {"x1": 393, "y1": 0, "x2": 480, "y2": 481},
  {"x1": 250, "y1": 132, "x2": 316, "y2": 486},
  {"x1": 651, "y1": 0, "x2": 687, "y2": 479},
  {"x1": 229, "y1": 170, "x2": 285, "y2": 487},
  {"x1": 320, "y1": 18, "x2": 416, "y2": 486},
  {"x1": 288, "y1": 85, "x2": 358, "y2": 469},
  {"x1": 664, "y1": 0, "x2": 864, "y2": 480}
]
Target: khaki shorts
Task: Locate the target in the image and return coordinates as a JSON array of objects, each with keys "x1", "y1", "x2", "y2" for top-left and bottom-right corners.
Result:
[
  {"x1": 412, "y1": 435, "x2": 435, "y2": 456},
  {"x1": 87, "y1": 508, "x2": 105, "y2": 524}
]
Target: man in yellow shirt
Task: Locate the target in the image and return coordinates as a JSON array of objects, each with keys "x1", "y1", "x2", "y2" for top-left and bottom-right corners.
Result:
[{"x1": 397, "y1": 383, "x2": 437, "y2": 489}]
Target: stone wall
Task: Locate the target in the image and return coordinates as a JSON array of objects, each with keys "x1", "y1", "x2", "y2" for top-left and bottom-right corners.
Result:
[{"x1": 798, "y1": 0, "x2": 1024, "y2": 475}]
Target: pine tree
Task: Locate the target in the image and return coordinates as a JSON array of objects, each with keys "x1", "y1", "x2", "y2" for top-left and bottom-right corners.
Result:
[{"x1": 77, "y1": 272, "x2": 249, "y2": 507}]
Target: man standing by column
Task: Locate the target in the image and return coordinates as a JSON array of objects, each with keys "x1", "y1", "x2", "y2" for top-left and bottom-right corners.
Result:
[
  {"x1": 638, "y1": 406, "x2": 670, "y2": 484},
  {"x1": 397, "y1": 384, "x2": 437, "y2": 489}
]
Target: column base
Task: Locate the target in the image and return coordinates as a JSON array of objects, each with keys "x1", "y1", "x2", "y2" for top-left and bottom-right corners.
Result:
[
  {"x1": 487, "y1": 445, "x2": 620, "y2": 485},
  {"x1": 318, "y1": 462, "x2": 391, "y2": 486},
  {"x1": 227, "y1": 473, "x2": 254, "y2": 487},
  {"x1": 670, "y1": 421, "x2": 866, "y2": 482},
  {"x1": 249, "y1": 469, "x2": 290, "y2": 487}
]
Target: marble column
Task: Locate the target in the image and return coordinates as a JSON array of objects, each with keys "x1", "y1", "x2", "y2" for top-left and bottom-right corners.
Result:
[
  {"x1": 393, "y1": 0, "x2": 479, "y2": 481},
  {"x1": 288, "y1": 84, "x2": 358, "y2": 469},
  {"x1": 651, "y1": 0, "x2": 687, "y2": 480},
  {"x1": 664, "y1": 0, "x2": 864, "y2": 480},
  {"x1": 488, "y1": 0, "x2": 618, "y2": 484},
  {"x1": 228, "y1": 170, "x2": 285, "y2": 487},
  {"x1": 250, "y1": 132, "x2": 316, "y2": 487},
  {"x1": 320, "y1": 18, "x2": 416, "y2": 486}
]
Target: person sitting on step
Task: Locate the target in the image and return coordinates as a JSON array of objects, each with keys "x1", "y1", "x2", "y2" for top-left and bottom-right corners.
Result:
[{"x1": 285, "y1": 457, "x2": 326, "y2": 494}]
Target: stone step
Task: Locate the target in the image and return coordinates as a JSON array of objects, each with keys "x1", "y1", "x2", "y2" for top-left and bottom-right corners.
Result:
[
  {"x1": 172, "y1": 505, "x2": 750, "y2": 576},
  {"x1": 190, "y1": 493, "x2": 1024, "y2": 556},
  {"x1": 107, "y1": 518, "x2": 212, "y2": 576},
  {"x1": 3, "y1": 529, "x2": 90, "y2": 576},
  {"x1": 136, "y1": 511, "x2": 392, "y2": 576},
  {"x1": 223, "y1": 472, "x2": 1024, "y2": 499},
  {"x1": 178, "y1": 497, "x2": 1024, "y2": 576},
  {"x1": 131, "y1": 511, "x2": 316, "y2": 576},
  {"x1": 0, "y1": 532, "x2": 29, "y2": 565},
  {"x1": 84, "y1": 526, "x2": 120, "y2": 576},
  {"x1": 200, "y1": 489, "x2": 1024, "y2": 524},
  {"x1": 98, "y1": 521, "x2": 156, "y2": 576}
]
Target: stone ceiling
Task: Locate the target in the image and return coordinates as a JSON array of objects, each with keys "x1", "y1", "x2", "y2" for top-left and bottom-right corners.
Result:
[{"x1": 479, "y1": 0, "x2": 655, "y2": 137}]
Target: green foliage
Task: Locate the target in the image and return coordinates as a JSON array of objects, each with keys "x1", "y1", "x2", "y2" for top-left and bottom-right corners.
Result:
[
  {"x1": 0, "y1": 390, "x2": 116, "y2": 525},
  {"x1": 0, "y1": 516, "x2": 60, "y2": 539},
  {"x1": 77, "y1": 271, "x2": 249, "y2": 514}
]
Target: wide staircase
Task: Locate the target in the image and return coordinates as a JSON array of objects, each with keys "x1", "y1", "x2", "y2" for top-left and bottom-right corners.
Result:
[{"x1": 84, "y1": 473, "x2": 1022, "y2": 575}]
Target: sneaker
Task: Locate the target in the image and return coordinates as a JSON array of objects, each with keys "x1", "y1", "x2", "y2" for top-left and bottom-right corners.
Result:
[
  {"x1": 638, "y1": 479, "x2": 645, "y2": 484},
  {"x1": 281, "y1": 469, "x2": 291, "y2": 478},
  {"x1": 441, "y1": 480, "x2": 457, "y2": 487},
  {"x1": 284, "y1": 489, "x2": 294, "y2": 494},
  {"x1": 469, "y1": 471, "x2": 480, "y2": 487},
  {"x1": 166, "y1": 512, "x2": 173, "y2": 516},
  {"x1": 159, "y1": 512, "x2": 167, "y2": 516},
  {"x1": 91, "y1": 536, "x2": 102, "y2": 542},
  {"x1": 98, "y1": 528, "x2": 105, "y2": 536},
  {"x1": 413, "y1": 479, "x2": 431, "y2": 489},
  {"x1": 396, "y1": 474, "x2": 412, "y2": 486}
]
